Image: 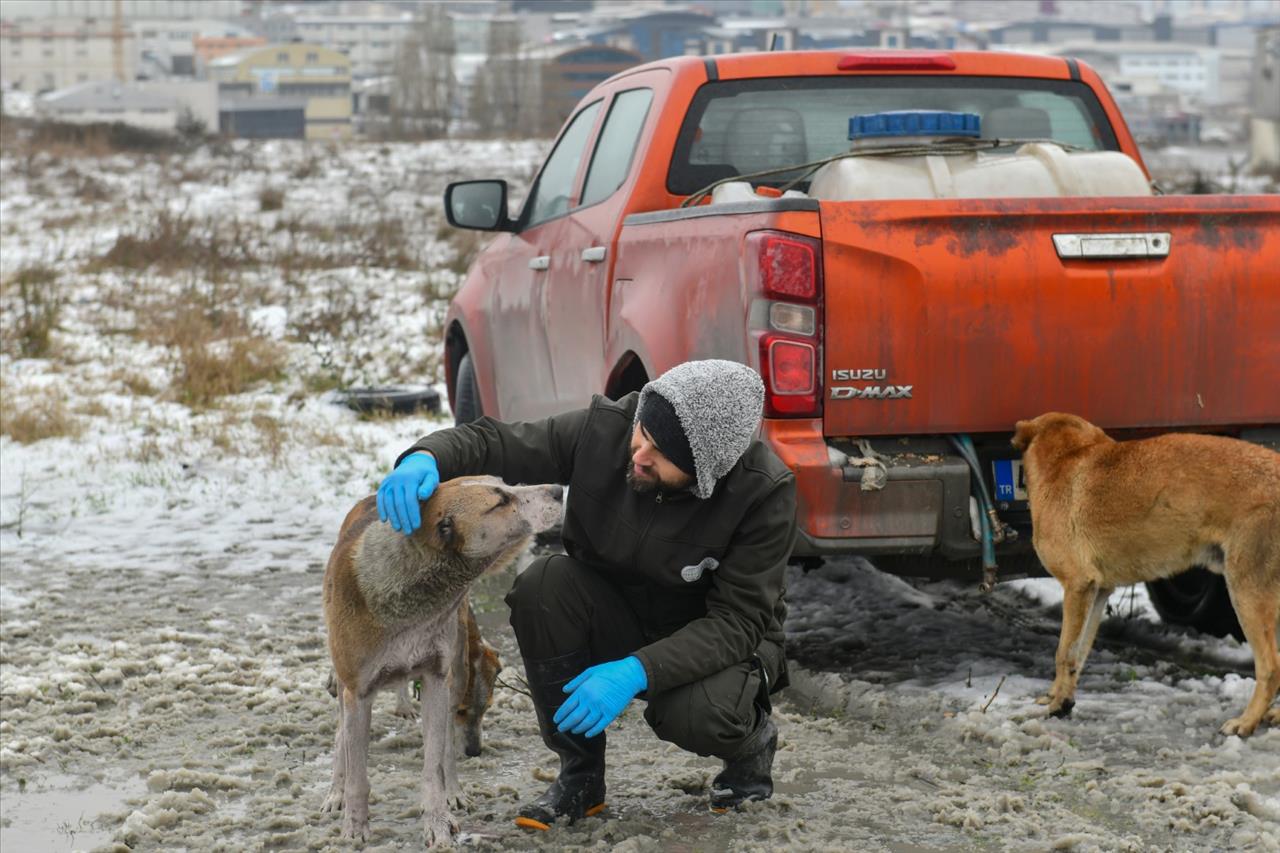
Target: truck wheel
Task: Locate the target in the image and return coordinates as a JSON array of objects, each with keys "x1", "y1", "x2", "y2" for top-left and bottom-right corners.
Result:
[
  {"x1": 1145, "y1": 568, "x2": 1243, "y2": 640},
  {"x1": 453, "y1": 353, "x2": 483, "y2": 426}
]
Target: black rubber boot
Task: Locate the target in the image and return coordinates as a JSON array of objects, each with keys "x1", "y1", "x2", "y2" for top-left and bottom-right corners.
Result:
[
  {"x1": 709, "y1": 712, "x2": 777, "y2": 811},
  {"x1": 515, "y1": 651, "x2": 607, "y2": 830}
]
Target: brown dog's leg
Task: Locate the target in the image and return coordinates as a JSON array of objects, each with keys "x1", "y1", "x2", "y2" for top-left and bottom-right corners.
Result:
[
  {"x1": 1220, "y1": 524, "x2": 1280, "y2": 736},
  {"x1": 1040, "y1": 574, "x2": 1109, "y2": 717},
  {"x1": 340, "y1": 686, "x2": 373, "y2": 841},
  {"x1": 322, "y1": 681, "x2": 348, "y2": 813},
  {"x1": 421, "y1": 659, "x2": 461, "y2": 846}
]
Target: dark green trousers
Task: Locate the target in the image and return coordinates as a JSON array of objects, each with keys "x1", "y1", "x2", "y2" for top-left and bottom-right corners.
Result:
[{"x1": 506, "y1": 554, "x2": 781, "y2": 760}]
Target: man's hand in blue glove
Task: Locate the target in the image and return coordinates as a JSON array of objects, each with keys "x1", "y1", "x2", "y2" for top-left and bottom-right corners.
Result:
[
  {"x1": 554, "y1": 656, "x2": 647, "y2": 738},
  {"x1": 376, "y1": 452, "x2": 440, "y2": 534}
]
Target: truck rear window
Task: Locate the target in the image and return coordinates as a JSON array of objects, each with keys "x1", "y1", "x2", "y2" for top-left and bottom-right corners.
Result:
[{"x1": 667, "y1": 76, "x2": 1120, "y2": 194}]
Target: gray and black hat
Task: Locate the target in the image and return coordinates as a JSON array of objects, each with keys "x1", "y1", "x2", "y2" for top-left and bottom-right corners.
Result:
[{"x1": 635, "y1": 360, "x2": 765, "y2": 499}]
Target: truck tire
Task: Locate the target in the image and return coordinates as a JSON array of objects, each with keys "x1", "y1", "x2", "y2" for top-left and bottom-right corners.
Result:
[
  {"x1": 339, "y1": 386, "x2": 441, "y2": 415},
  {"x1": 1145, "y1": 568, "x2": 1243, "y2": 640},
  {"x1": 453, "y1": 353, "x2": 483, "y2": 426}
]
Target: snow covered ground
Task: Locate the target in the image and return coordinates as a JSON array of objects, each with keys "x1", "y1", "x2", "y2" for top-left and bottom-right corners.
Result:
[{"x1": 1, "y1": 134, "x2": 1277, "y2": 852}]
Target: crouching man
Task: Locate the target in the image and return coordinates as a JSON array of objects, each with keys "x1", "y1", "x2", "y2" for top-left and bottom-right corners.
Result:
[{"x1": 376, "y1": 359, "x2": 797, "y2": 826}]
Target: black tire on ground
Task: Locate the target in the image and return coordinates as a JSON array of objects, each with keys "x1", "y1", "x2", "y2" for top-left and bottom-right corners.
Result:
[
  {"x1": 1146, "y1": 568, "x2": 1243, "y2": 640},
  {"x1": 339, "y1": 386, "x2": 441, "y2": 415},
  {"x1": 453, "y1": 353, "x2": 482, "y2": 426}
]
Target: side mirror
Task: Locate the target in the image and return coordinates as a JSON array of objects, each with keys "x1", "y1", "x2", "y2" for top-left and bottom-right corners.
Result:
[{"x1": 444, "y1": 180, "x2": 514, "y2": 232}]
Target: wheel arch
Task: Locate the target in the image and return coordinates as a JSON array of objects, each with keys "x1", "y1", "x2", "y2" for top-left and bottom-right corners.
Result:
[{"x1": 605, "y1": 351, "x2": 650, "y2": 400}]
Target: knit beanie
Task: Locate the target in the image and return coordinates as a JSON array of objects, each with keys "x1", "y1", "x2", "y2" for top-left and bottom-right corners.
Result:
[
  {"x1": 638, "y1": 391, "x2": 696, "y2": 475},
  {"x1": 634, "y1": 360, "x2": 765, "y2": 499}
]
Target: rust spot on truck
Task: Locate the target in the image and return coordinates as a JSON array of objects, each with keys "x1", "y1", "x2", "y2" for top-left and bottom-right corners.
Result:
[
  {"x1": 944, "y1": 218, "x2": 1020, "y2": 257},
  {"x1": 1190, "y1": 214, "x2": 1263, "y2": 251}
]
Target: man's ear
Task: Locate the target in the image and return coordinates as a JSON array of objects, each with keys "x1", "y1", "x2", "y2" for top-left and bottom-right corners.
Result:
[{"x1": 1011, "y1": 419, "x2": 1036, "y2": 452}]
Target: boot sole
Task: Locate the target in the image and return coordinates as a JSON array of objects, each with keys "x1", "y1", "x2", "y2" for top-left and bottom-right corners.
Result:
[{"x1": 514, "y1": 803, "x2": 606, "y2": 831}]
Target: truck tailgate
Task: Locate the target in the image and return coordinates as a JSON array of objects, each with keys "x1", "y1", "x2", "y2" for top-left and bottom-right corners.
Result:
[{"x1": 819, "y1": 195, "x2": 1280, "y2": 435}]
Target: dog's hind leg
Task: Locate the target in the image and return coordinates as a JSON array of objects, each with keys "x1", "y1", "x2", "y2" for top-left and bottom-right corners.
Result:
[
  {"x1": 1220, "y1": 518, "x2": 1280, "y2": 737},
  {"x1": 322, "y1": 682, "x2": 348, "y2": 813},
  {"x1": 1040, "y1": 574, "x2": 1111, "y2": 717},
  {"x1": 420, "y1": 663, "x2": 461, "y2": 846},
  {"x1": 394, "y1": 680, "x2": 418, "y2": 719},
  {"x1": 339, "y1": 686, "x2": 373, "y2": 841}
]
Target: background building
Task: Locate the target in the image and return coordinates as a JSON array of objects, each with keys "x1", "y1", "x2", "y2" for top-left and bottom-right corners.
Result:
[
  {"x1": 0, "y1": 18, "x2": 137, "y2": 93},
  {"x1": 36, "y1": 78, "x2": 216, "y2": 131},
  {"x1": 207, "y1": 42, "x2": 352, "y2": 139}
]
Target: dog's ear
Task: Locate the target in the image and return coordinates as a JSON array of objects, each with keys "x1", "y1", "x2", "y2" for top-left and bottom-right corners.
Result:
[
  {"x1": 435, "y1": 514, "x2": 456, "y2": 548},
  {"x1": 1011, "y1": 419, "x2": 1036, "y2": 452}
]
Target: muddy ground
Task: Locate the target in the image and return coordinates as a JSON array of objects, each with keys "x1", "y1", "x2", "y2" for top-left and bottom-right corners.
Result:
[{"x1": 1, "y1": 544, "x2": 1276, "y2": 852}]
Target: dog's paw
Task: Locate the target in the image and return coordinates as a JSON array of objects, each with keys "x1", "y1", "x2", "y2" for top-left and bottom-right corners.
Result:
[
  {"x1": 1263, "y1": 707, "x2": 1280, "y2": 727},
  {"x1": 393, "y1": 704, "x2": 419, "y2": 720},
  {"x1": 423, "y1": 812, "x2": 459, "y2": 848},
  {"x1": 340, "y1": 813, "x2": 369, "y2": 841},
  {"x1": 321, "y1": 789, "x2": 344, "y2": 813},
  {"x1": 1046, "y1": 697, "x2": 1075, "y2": 718},
  {"x1": 446, "y1": 788, "x2": 470, "y2": 811},
  {"x1": 1220, "y1": 715, "x2": 1259, "y2": 738}
]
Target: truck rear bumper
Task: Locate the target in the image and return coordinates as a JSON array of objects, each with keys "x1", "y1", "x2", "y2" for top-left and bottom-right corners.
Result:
[{"x1": 761, "y1": 419, "x2": 1036, "y2": 569}]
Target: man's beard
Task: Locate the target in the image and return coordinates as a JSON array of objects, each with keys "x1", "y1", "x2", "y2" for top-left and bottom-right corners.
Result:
[{"x1": 626, "y1": 460, "x2": 659, "y2": 493}]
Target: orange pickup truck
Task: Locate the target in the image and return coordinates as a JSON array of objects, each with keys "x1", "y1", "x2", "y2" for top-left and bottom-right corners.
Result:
[{"x1": 441, "y1": 50, "x2": 1280, "y2": 636}]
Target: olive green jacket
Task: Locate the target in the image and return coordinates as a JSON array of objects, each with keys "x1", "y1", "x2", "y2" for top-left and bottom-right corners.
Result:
[{"x1": 399, "y1": 392, "x2": 797, "y2": 694}]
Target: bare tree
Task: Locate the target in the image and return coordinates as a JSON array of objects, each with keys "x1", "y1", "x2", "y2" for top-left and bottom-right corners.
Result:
[
  {"x1": 469, "y1": 17, "x2": 541, "y2": 138},
  {"x1": 391, "y1": 4, "x2": 457, "y2": 139}
]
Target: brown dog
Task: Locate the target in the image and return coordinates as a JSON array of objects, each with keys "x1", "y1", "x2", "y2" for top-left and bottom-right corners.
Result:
[
  {"x1": 1013, "y1": 412, "x2": 1280, "y2": 737},
  {"x1": 322, "y1": 477, "x2": 562, "y2": 844}
]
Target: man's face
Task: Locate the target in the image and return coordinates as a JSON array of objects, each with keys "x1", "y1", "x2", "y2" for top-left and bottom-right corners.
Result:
[{"x1": 627, "y1": 424, "x2": 694, "y2": 493}]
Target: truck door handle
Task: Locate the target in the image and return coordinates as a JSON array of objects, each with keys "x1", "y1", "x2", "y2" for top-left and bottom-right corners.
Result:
[
  {"x1": 528, "y1": 256, "x2": 550, "y2": 271},
  {"x1": 581, "y1": 246, "x2": 606, "y2": 263}
]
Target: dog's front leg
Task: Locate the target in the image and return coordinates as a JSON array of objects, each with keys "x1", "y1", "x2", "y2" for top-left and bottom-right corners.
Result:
[
  {"x1": 421, "y1": 670, "x2": 460, "y2": 847},
  {"x1": 339, "y1": 686, "x2": 373, "y2": 841},
  {"x1": 1039, "y1": 575, "x2": 1106, "y2": 716},
  {"x1": 1219, "y1": 568, "x2": 1280, "y2": 737},
  {"x1": 322, "y1": 682, "x2": 348, "y2": 813}
]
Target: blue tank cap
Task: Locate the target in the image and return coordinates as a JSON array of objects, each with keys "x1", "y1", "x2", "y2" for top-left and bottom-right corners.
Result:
[{"x1": 849, "y1": 110, "x2": 981, "y2": 140}]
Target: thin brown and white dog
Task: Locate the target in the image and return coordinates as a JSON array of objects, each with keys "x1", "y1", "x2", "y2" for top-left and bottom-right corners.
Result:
[
  {"x1": 322, "y1": 477, "x2": 562, "y2": 844},
  {"x1": 325, "y1": 595, "x2": 502, "y2": 758},
  {"x1": 1013, "y1": 412, "x2": 1280, "y2": 736}
]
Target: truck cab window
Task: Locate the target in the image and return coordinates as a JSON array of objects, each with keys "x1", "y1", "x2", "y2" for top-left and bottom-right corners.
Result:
[
  {"x1": 581, "y1": 88, "x2": 654, "y2": 207},
  {"x1": 525, "y1": 100, "x2": 602, "y2": 228},
  {"x1": 669, "y1": 76, "x2": 1118, "y2": 195}
]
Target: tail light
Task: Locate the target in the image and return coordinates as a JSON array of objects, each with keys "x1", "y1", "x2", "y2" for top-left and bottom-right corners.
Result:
[{"x1": 744, "y1": 231, "x2": 823, "y2": 418}]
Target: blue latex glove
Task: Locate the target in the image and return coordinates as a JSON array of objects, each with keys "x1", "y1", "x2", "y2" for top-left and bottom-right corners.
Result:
[
  {"x1": 376, "y1": 453, "x2": 440, "y2": 534},
  {"x1": 554, "y1": 656, "x2": 648, "y2": 738}
]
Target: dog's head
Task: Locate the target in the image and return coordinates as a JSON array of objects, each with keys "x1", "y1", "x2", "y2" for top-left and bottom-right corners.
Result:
[
  {"x1": 1012, "y1": 412, "x2": 1109, "y2": 457},
  {"x1": 417, "y1": 478, "x2": 563, "y2": 575}
]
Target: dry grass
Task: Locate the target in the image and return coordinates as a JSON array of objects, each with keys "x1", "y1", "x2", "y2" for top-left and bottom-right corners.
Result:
[
  {"x1": 259, "y1": 186, "x2": 285, "y2": 212},
  {"x1": 251, "y1": 412, "x2": 286, "y2": 462},
  {"x1": 439, "y1": 220, "x2": 488, "y2": 277},
  {"x1": 2, "y1": 265, "x2": 63, "y2": 358},
  {"x1": 174, "y1": 333, "x2": 286, "y2": 410},
  {"x1": 0, "y1": 387, "x2": 84, "y2": 444},
  {"x1": 87, "y1": 209, "x2": 259, "y2": 277},
  {"x1": 110, "y1": 369, "x2": 159, "y2": 397}
]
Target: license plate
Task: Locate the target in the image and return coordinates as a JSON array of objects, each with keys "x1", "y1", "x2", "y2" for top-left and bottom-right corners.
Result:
[{"x1": 992, "y1": 459, "x2": 1027, "y2": 502}]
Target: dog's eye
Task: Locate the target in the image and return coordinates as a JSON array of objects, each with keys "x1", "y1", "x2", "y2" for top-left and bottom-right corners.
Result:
[{"x1": 437, "y1": 515, "x2": 455, "y2": 544}]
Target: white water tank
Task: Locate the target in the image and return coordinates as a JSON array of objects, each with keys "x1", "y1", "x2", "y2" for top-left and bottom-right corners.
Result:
[{"x1": 805, "y1": 110, "x2": 1152, "y2": 200}]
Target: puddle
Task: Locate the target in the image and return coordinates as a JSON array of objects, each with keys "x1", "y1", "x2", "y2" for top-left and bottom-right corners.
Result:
[{"x1": 0, "y1": 775, "x2": 143, "y2": 851}]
